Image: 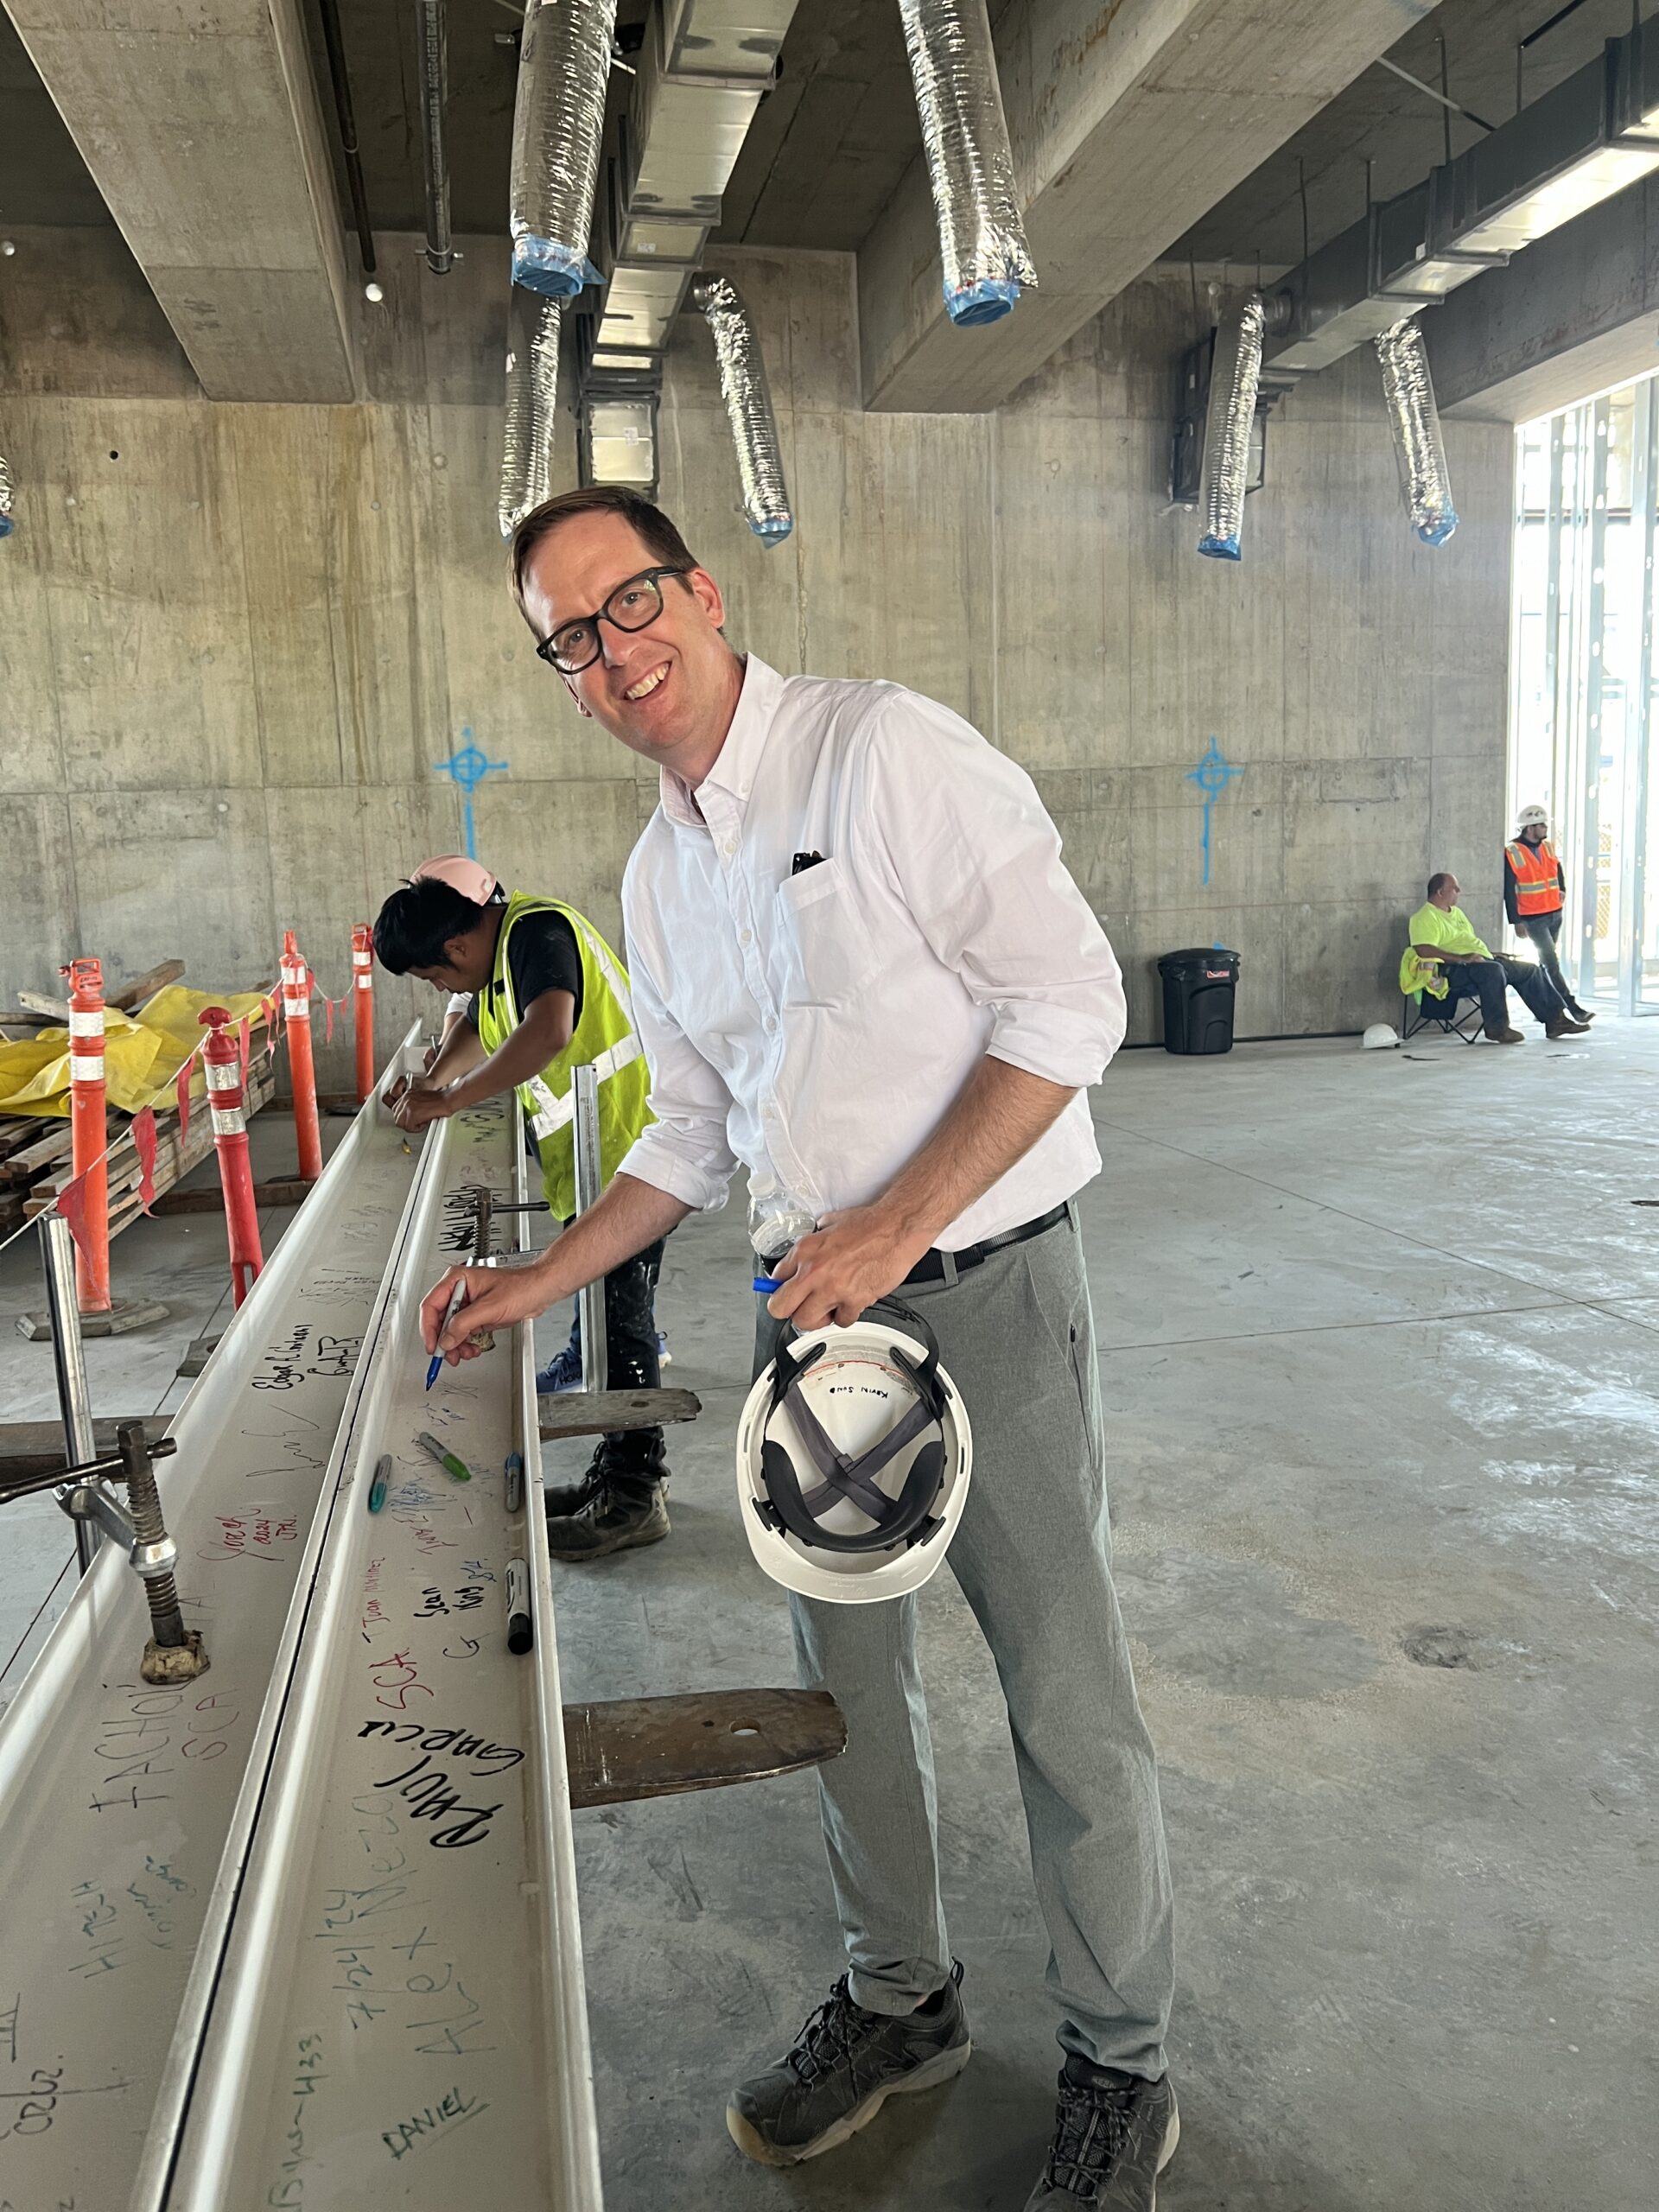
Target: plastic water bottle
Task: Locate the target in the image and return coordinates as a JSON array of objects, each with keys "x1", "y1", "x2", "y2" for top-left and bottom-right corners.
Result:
[{"x1": 749, "y1": 1185, "x2": 816, "y2": 1293}]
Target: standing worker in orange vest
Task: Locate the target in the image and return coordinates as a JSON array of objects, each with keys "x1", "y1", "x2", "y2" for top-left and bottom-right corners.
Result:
[{"x1": 1504, "y1": 804, "x2": 1593, "y2": 1026}]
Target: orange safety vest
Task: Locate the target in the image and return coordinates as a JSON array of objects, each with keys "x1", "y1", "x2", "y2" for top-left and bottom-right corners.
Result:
[{"x1": 1505, "y1": 836, "x2": 1563, "y2": 918}]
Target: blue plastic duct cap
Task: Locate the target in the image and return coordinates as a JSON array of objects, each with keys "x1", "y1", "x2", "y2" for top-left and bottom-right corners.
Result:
[
  {"x1": 1197, "y1": 533, "x2": 1243, "y2": 562},
  {"x1": 1414, "y1": 511, "x2": 1459, "y2": 546},
  {"x1": 512, "y1": 235, "x2": 601, "y2": 299},
  {"x1": 751, "y1": 516, "x2": 794, "y2": 544},
  {"x1": 944, "y1": 277, "x2": 1021, "y2": 327}
]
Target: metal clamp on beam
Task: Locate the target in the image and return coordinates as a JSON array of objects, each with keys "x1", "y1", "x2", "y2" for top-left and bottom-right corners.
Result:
[{"x1": 56, "y1": 1425, "x2": 208, "y2": 1683}]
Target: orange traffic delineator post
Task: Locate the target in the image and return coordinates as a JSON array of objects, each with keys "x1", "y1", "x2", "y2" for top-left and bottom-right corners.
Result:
[
  {"x1": 281, "y1": 930, "x2": 324, "y2": 1182},
  {"x1": 351, "y1": 922, "x2": 375, "y2": 1104},
  {"x1": 200, "y1": 1005, "x2": 264, "y2": 1306},
  {"x1": 63, "y1": 957, "x2": 111, "y2": 1314}
]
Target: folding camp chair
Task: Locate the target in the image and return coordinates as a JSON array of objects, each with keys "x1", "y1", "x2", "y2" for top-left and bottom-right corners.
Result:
[{"x1": 1402, "y1": 987, "x2": 1484, "y2": 1043}]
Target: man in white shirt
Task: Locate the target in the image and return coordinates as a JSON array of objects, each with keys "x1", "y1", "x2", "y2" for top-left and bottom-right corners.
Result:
[{"x1": 422, "y1": 486, "x2": 1177, "y2": 2209}]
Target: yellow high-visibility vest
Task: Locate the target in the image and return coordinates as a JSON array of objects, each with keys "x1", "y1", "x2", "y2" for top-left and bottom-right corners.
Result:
[{"x1": 474, "y1": 892, "x2": 652, "y2": 1220}]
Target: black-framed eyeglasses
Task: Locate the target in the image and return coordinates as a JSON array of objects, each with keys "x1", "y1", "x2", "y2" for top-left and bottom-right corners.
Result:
[{"x1": 535, "y1": 565, "x2": 692, "y2": 676}]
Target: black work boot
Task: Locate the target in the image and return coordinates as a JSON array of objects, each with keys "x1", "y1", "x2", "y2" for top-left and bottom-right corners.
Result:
[
  {"x1": 546, "y1": 1427, "x2": 670, "y2": 1517},
  {"x1": 727, "y1": 1962, "x2": 970, "y2": 2167},
  {"x1": 1023, "y1": 2056, "x2": 1179, "y2": 2209},
  {"x1": 544, "y1": 1470, "x2": 669, "y2": 1561},
  {"x1": 543, "y1": 1449, "x2": 605, "y2": 1519}
]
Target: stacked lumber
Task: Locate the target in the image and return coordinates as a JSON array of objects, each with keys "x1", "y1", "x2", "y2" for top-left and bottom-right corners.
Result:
[
  {"x1": 0, "y1": 1058, "x2": 276, "y2": 1240},
  {"x1": 3, "y1": 960, "x2": 187, "y2": 1030}
]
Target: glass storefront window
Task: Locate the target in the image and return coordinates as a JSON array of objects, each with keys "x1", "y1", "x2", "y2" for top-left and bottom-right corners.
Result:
[{"x1": 1509, "y1": 373, "x2": 1659, "y2": 1012}]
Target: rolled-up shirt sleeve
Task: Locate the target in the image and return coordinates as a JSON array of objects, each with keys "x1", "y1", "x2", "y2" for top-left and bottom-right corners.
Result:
[
  {"x1": 867, "y1": 691, "x2": 1127, "y2": 1087},
  {"x1": 616, "y1": 902, "x2": 740, "y2": 1213}
]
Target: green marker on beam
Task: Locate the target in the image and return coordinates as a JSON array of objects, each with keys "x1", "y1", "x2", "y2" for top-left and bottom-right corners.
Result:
[
  {"x1": 367, "y1": 1453, "x2": 391, "y2": 1513},
  {"x1": 416, "y1": 1430, "x2": 472, "y2": 1484}
]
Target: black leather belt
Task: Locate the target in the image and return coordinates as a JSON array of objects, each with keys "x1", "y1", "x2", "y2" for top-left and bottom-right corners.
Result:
[{"x1": 901, "y1": 1203, "x2": 1071, "y2": 1287}]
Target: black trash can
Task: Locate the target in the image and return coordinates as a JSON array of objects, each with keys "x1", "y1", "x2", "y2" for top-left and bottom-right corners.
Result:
[{"x1": 1158, "y1": 947, "x2": 1240, "y2": 1055}]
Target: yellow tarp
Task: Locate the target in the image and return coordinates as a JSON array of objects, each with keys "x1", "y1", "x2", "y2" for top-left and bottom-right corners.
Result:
[{"x1": 0, "y1": 987, "x2": 271, "y2": 1119}]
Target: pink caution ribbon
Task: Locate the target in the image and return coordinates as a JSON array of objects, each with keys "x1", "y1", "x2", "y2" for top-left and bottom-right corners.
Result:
[{"x1": 132, "y1": 1108, "x2": 158, "y2": 1211}]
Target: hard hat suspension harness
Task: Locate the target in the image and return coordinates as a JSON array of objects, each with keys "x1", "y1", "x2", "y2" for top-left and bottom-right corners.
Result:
[{"x1": 755, "y1": 1300, "x2": 950, "y2": 1556}]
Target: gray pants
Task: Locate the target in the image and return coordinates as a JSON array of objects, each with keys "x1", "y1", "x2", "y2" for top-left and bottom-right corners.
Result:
[
  {"x1": 1521, "y1": 911, "x2": 1580, "y2": 1009},
  {"x1": 753, "y1": 1209, "x2": 1175, "y2": 2080}
]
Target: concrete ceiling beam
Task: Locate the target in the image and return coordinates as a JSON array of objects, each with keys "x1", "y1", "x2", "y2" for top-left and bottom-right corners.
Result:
[
  {"x1": 857, "y1": 0, "x2": 1436, "y2": 415},
  {"x1": 1429, "y1": 174, "x2": 1659, "y2": 424},
  {"x1": 3, "y1": 0, "x2": 359, "y2": 403}
]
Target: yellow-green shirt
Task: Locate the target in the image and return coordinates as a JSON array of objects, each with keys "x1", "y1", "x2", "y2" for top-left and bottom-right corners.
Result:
[{"x1": 1408, "y1": 902, "x2": 1491, "y2": 962}]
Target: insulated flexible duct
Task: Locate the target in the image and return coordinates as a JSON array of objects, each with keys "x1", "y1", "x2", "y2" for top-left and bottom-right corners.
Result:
[
  {"x1": 691, "y1": 276, "x2": 792, "y2": 544},
  {"x1": 415, "y1": 0, "x2": 453, "y2": 276},
  {"x1": 499, "y1": 293, "x2": 536, "y2": 539},
  {"x1": 0, "y1": 454, "x2": 13, "y2": 537},
  {"x1": 508, "y1": 0, "x2": 617, "y2": 299},
  {"x1": 1375, "y1": 317, "x2": 1458, "y2": 546},
  {"x1": 1197, "y1": 293, "x2": 1265, "y2": 562},
  {"x1": 524, "y1": 296, "x2": 563, "y2": 516},
  {"x1": 898, "y1": 0, "x2": 1036, "y2": 326}
]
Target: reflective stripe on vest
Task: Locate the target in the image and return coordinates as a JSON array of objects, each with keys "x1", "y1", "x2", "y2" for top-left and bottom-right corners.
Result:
[
  {"x1": 1506, "y1": 837, "x2": 1563, "y2": 918},
  {"x1": 524, "y1": 1030, "x2": 645, "y2": 1141},
  {"x1": 489, "y1": 899, "x2": 638, "y2": 1039},
  {"x1": 476, "y1": 893, "x2": 653, "y2": 1219}
]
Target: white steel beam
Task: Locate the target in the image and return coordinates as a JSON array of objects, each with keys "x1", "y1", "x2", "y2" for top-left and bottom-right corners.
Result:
[{"x1": 0, "y1": 1031, "x2": 426, "y2": 2208}]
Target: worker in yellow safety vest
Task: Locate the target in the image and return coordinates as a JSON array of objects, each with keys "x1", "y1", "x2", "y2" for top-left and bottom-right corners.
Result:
[
  {"x1": 1503, "y1": 804, "x2": 1592, "y2": 1024},
  {"x1": 373, "y1": 855, "x2": 672, "y2": 1560}
]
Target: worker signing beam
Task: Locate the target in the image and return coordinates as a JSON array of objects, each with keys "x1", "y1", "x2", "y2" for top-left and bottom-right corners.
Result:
[
  {"x1": 372, "y1": 855, "x2": 671, "y2": 1559},
  {"x1": 418, "y1": 486, "x2": 1178, "y2": 2209}
]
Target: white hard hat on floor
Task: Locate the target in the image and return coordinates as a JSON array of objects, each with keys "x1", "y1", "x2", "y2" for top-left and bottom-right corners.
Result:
[
  {"x1": 735, "y1": 1300, "x2": 973, "y2": 1605},
  {"x1": 1362, "y1": 1023, "x2": 1401, "y2": 1050},
  {"x1": 1516, "y1": 804, "x2": 1549, "y2": 830}
]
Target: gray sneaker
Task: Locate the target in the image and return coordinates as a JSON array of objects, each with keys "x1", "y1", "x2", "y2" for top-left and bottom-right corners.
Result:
[
  {"x1": 726, "y1": 1962, "x2": 970, "y2": 2167},
  {"x1": 1023, "y1": 2056, "x2": 1179, "y2": 2207}
]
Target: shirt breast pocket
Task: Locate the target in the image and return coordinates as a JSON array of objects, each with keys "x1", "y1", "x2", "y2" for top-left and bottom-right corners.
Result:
[{"x1": 775, "y1": 860, "x2": 875, "y2": 1010}]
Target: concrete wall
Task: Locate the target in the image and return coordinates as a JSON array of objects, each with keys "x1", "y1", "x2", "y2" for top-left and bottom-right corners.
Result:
[{"x1": 0, "y1": 231, "x2": 1512, "y2": 1075}]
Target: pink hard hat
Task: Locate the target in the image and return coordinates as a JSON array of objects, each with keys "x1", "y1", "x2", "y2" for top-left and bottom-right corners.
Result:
[{"x1": 411, "y1": 855, "x2": 499, "y2": 903}]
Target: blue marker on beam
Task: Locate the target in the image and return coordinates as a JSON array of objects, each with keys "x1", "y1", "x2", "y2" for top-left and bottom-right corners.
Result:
[{"x1": 426, "y1": 1279, "x2": 468, "y2": 1389}]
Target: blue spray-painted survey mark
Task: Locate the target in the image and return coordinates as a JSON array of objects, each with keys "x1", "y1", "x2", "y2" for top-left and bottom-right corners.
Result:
[
  {"x1": 1185, "y1": 740, "x2": 1243, "y2": 888},
  {"x1": 433, "y1": 728, "x2": 508, "y2": 860}
]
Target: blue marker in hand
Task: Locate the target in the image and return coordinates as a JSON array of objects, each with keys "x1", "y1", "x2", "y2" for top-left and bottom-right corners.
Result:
[{"x1": 426, "y1": 1279, "x2": 468, "y2": 1389}]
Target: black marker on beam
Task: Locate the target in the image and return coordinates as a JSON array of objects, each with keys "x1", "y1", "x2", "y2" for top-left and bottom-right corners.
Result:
[{"x1": 505, "y1": 1557, "x2": 532, "y2": 1655}]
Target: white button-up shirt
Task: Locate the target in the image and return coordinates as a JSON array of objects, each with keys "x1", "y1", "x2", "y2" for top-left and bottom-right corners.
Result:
[{"x1": 618, "y1": 656, "x2": 1126, "y2": 1250}]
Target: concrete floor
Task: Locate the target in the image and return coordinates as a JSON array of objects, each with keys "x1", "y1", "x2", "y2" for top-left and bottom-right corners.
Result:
[{"x1": 3, "y1": 1032, "x2": 1656, "y2": 2205}]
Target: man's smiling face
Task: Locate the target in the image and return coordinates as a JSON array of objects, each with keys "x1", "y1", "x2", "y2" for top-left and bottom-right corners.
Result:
[{"x1": 520, "y1": 510, "x2": 739, "y2": 783}]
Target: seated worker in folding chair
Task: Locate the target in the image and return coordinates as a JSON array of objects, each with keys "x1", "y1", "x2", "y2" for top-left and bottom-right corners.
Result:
[
  {"x1": 373, "y1": 855, "x2": 672, "y2": 1560},
  {"x1": 1408, "y1": 872, "x2": 1591, "y2": 1046}
]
